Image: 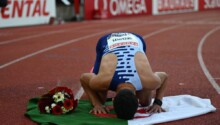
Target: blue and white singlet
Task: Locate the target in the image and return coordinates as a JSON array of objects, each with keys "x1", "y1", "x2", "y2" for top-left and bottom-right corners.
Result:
[{"x1": 93, "y1": 32, "x2": 146, "y2": 91}]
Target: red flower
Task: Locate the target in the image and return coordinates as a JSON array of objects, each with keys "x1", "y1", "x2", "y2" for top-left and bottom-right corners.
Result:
[
  {"x1": 38, "y1": 94, "x2": 53, "y2": 113},
  {"x1": 63, "y1": 99, "x2": 73, "y2": 110},
  {"x1": 49, "y1": 87, "x2": 74, "y2": 99},
  {"x1": 52, "y1": 105, "x2": 62, "y2": 115},
  {"x1": 38, "y1": 86, "x2": 77, "y2": 115}
]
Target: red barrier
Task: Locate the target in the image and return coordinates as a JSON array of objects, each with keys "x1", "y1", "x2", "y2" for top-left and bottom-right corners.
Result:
[
  {"x1": 74, "y1": 0, "x2": 80, "y2": 15},
  {"x1": 84, "y1": 0, "x2": 152, "y2": 20}
]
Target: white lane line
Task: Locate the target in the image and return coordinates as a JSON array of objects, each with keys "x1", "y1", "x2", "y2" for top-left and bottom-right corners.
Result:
[
  {"x1": 142, "y1": 17, "x2": 220, "y2": 39},
  {"x1": 1, "y1": 15, "x2": 219, "y2": 46},
  {"x1": 0, "y1": 20, "x2": 174, "y2": 45},
  {"x1": 0, "y1": 23, "x2": 144, "y2": 69},
  {"x1": 75, "y1": 87, "x2": 84, "y2": 100},
  {"x1": 0, "y1": 25, "x2": 97, "y2": 45},
  {"x1": 143, "y1": 24, "x2": 183, "y2": 39},
  {"x1": 0, "y1": 30, "x2": 66, "y2": 45},
  {"x1": 197, "y1": 26, "x2": 220, "y2": 94}
]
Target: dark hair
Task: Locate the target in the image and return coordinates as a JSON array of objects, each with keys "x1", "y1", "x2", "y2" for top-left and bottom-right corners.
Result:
[{"x1": 113, "y1": 89, "x2": 138, "y2": 120}]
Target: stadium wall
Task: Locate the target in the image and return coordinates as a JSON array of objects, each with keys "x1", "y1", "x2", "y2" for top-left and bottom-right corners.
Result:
[
  {"x1": 0, "y1": 0, "x2": 220, "y2": 28},
  {"x1": 84, "y1": 0, "x2": 220, "y2": 19}
]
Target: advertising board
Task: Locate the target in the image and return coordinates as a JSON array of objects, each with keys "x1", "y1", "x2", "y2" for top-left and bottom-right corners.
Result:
[{"x1": 0, "y1": 0, "x2": 56, "y2": 28}]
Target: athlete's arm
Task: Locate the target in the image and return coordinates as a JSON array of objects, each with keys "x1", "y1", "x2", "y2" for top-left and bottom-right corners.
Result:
[
  {"x1": 154, "y1": 72, "x2": 168, "y2": 100},
  {"x1": 80, "y1": 73, "x2": 108, "y2": 114},
  {"x1": 148, "y1": 72, "x2": 168, "y2": 113}
]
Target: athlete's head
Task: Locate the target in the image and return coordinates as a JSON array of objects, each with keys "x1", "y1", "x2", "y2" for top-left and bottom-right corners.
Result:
[{"x1": 113, "y1": 89, "x2": 138, "y2": 120}]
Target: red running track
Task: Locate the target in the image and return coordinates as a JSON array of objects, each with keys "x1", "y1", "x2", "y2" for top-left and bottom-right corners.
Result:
[{"x1": 0, "y1": 10, "x2": 220, "y2": 125}]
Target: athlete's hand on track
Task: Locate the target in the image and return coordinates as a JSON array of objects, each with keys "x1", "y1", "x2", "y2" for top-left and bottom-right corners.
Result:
[
  {"x1": 89, "y1": 105, "x2": 110, "y2": 114},
  {"x1": 147, "y1": 104, "x2": 165, "y2": 114}
]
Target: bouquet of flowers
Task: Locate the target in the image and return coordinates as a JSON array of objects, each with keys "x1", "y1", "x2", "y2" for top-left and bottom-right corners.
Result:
[{"x1": 38, "y1": 86, "x2": 78, "y2": 115}]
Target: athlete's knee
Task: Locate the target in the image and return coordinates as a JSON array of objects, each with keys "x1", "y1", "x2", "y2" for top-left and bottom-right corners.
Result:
[
  {"x1": 80, "y1": 73, "x2": 89, "y2": 87},
  {"x1": 155, "y1": 72, "x2": 168, "y2": 79},
  {"x1": 161, "y1": 72, "x2": 168, "y2": 78},
  {"x1": 146, "y1": 77, "x2": 161, "y2": 90},
  {"x1": 159, "y1": 72, "x2": 168, "y2": 84}
]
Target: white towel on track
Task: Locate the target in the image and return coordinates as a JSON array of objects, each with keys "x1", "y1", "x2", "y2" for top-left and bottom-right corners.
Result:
[{"x1": 128, "y1": 95, "x2": 216, "y2": 125}]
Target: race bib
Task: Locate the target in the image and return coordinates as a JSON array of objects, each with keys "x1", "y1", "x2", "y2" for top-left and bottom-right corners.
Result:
[{"x1": 107, "y1": 33, "x2": 139, "y2": 50}]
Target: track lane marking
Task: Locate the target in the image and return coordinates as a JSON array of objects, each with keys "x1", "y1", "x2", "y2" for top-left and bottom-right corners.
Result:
[
  {"x1": 0, "y1": 23, "x2": 149, "y2": 69},
  {"x1": 0, "y1": 30, "x2": 66, "y2": 45},
  {"x1": 197, "y1": 26, "x2": 220, "y2": 94},
  {"x1": 143, "y1": 24, "x2": 183, "y2": 38},
  {"x1": 0, "y1": 25, "x2": 98, "y2": 45},
  {"x1": 75, "y1": 87, "x2": 84, "y2": 100},
  {"x1": 1, "y1": 20, "x2": 188, "y2": 69},
  {"x1": 1, "y1": 14, "x2": 218, "y2": 46}
]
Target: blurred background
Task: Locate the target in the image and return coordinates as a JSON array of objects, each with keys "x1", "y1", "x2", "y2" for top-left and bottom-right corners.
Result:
[
  {"x1": 0, "y1": 0, "x2": 220, "y2": 125},
  {"x1": 1, "y1": 0, "x2": 219, "y2": 28}
]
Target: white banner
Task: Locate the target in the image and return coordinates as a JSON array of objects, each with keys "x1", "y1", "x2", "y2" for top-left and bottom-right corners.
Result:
[
  {"x1": 0, "y1": 0, "x2": 56, "y2": 28},
  {"x1": 153, "y1": 0, "x2": 199, "y2": 15}
]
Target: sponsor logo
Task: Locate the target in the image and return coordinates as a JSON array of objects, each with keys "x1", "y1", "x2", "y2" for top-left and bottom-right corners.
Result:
[
  {"x1": 0, "y1": 0, "x2": 49, "y2": 19},
  {"x1": 111, "y1": 32, "x2": 129, "y2": 37},
  {"x1": 158, "y1": 0, "x2": 195, "y2": 12},
  {"x1": 204, "y1": 0, "x2": 220, "y2": 9},
  {"x1": 107, "y1": 33, "x2": 139, "y2": 49},
  {"x1": 94, "y1": 0, "x2": 108, "y2": 10},
  {"x1": 112, "y1": 37, "x2": 132, "y2": 42},
  {"x1": 94, "y1": 0, "x2": 147, "y2": 16},
  {"x1": 109, "y1": 41, "x2": 139, "y2": 49}
]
